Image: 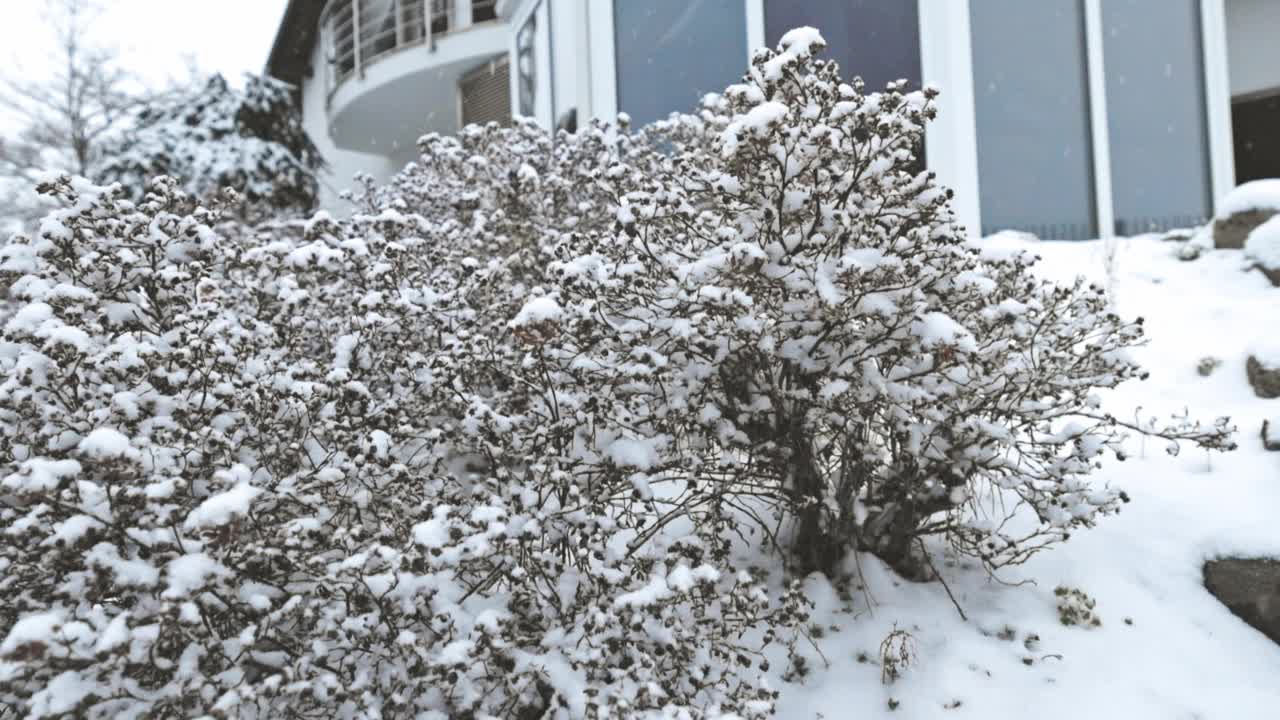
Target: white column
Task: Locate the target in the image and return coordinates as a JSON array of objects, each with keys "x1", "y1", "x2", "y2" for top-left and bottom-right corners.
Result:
[
  {"x1": 507, "y1": 1, "x2": 523, "y2": 119},
  {"x1": 1201, "y1": 0, "x2": 1237, "y2": 208},
  {"x1": 585, "y1": 0, "x2": 616, "y2": 123},
  {"x1": 918, "y1": 0, "x2": 982, "y2": 239},
  {"x1": 535, "y1": 1, "x2": 553, "y2": 127},
  {"x1": 1083, "y1": 0, "x2": 1116, "y2": 238},
  {"x1": 457, "y1": 0, "x2": 473, "y2": 29},
  {"x1": 744, "y1": 0, "x2": 765, "y2": 58}
]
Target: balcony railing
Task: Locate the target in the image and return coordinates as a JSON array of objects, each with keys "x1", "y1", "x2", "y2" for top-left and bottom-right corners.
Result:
[{"x1": 322, "y1": 0, "x2": 500, "y2": 96}]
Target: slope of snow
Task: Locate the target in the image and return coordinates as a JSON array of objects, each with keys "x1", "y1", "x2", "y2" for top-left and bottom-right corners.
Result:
[{"x1": 775, "y1": 235, "x2": 1280, "y2": 719}]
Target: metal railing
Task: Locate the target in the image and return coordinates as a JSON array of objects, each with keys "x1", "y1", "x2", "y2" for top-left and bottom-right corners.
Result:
[{"x1": 325, "y1": 0, "x2": 500, "y2": 96}]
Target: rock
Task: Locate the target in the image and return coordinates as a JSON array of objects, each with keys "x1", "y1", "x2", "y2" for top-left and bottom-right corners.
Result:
[
  {"x1": 1204, "y1": 558, "x2": 1280, "y2": 645},
  {"x1": 1244, "y1": 215, "x2": 1280, "y2": 287},
  {"x1": 1247, "y1": 355, "x2": 1280, "y2": 399},
  {"x1": 1176, "y1": 243, "x2": 1204, "y2": 262},
  {"x1": 1213, "y1": 209, "x2": 1278, "y2": 250},
  {"x1": 1264, "y1": 418, "x2": 1280, "y2": 452},
  {"x1": 1196, "y1": 357, "x2": 1222, "y2": 377},
  {"x1": 1161, "y1": 228, "x2": 1195, "y2": 243}
]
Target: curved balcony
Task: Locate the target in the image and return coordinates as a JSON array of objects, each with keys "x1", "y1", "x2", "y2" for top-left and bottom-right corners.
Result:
[{"x1": 321, "y1": 0, "x2": 507, "y2": 154}]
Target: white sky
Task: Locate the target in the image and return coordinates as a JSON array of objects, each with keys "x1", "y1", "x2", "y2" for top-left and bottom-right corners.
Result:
[{"x1": 0, "y1": 0, "x2": 289, "y2": 89}]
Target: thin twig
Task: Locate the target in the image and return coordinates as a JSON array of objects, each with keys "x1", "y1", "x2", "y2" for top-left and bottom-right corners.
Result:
[{"x1": 920, "y1": 540, "x2": 967, "y2": 622}]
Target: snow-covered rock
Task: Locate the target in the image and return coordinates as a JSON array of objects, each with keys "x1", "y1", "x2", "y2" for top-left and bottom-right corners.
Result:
[
  {"x1": 1212, "y1": 180, "x2": 1280, "y2": 249},
  {"x1": 1246, "y1": 343, "x2": 1280, "y2": 399},
  {"x1": 1218, "y1": 179, "x2": 1280, "y2": 217},
  {"x1": 1244, "y1": 215, "x2": 1280, "y2": 286}
]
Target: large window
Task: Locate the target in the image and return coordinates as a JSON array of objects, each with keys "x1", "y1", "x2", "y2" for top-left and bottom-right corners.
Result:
[
  {"x1": 970, "y1": 0, "x2": 1097, "y2": 239},
  {"x1": 764, "y1": 0, "x2": 921, "y2": 92},
  {"x1": 1103, "y1": 0, "x2": 1212, "y2": 234},
  {"x1": 613, "y1": 0, "x2": 747, "y2": 128}
]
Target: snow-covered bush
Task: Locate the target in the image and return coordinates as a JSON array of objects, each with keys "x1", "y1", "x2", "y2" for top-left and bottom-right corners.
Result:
[
  {"x1": 374, "y1": 28, "x2": 1233, "y2": 578},
  {"x1": 0, "y1": 169, "x2": 809, "y2": 717},
  {"x1": 94, "y1": 74, "x2": 324, "y2": 220},
  {"x1": 0, "y1": 28, "x2": 1235, "y2": 717}
]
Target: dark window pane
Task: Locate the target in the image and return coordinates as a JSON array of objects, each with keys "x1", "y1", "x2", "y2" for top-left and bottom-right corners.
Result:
[
  {"x1": 764, "y1": 0, "x2": 921, "y2": 92},
  {"x1": 473, "y1": 0, "x2": 498, "y2": 23},
  {"x1": 613, "y1": 0, "x2": 747, "y2": 128},
  {"x1": 1234, "y1": 92, "x2": 1280, "y2": 184},
  {"x1": 970, "y1": 0, "x2": 1097, "y2": 239}
]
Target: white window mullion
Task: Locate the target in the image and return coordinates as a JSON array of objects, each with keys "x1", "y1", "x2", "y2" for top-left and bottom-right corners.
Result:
[{"x1": 1083, "y1": 0, "x2": 1116, "y2": 238}]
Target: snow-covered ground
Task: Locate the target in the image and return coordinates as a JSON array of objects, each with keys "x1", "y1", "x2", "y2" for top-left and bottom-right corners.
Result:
[{"x1": 775, "y1": 234, "x2": 1280, "y2": 719}]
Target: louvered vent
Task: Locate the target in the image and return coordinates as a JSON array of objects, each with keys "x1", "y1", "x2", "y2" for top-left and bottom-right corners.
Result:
[{"x1": 460, "y1": 57, "x2": 511, "y2": 128}]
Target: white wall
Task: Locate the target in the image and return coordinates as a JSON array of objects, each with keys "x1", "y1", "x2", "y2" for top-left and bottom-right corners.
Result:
[
  {"x1": 302, "y1": 24, "x2": 403, "y2": 213},
  {"x1": 1226, "y1": 0, "x2": 1280, "y2": 98}
]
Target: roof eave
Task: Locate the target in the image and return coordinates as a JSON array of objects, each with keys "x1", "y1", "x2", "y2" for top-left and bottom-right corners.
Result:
[{"x1": 265, "y1": 0, "x2": 325, "y2": 87}]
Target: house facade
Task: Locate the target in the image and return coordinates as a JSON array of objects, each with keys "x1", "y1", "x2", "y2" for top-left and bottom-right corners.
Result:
[
  {"x1": 268, "y1": 0, "x2": 1280, "y2": 239},
  {"x1": 266, "y1": 0, "x2": 512, "y2": 209}
]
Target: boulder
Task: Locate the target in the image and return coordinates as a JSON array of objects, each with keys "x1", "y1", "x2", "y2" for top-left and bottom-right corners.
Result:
[
  {"x1": 1246, "y1": 355, "x2": 1280, "y2": 399},
  {"x1": 1204, "y1": 558, "x2": 1280, "y2": 645},
  {"x1": 1213, "y1": 209, "x2": 1278, "y2": 250}
]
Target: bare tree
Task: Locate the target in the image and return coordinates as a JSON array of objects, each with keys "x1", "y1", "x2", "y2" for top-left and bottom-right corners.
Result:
[{"x1": 0, "y1": 0, "x2": 143, "y2": 223}]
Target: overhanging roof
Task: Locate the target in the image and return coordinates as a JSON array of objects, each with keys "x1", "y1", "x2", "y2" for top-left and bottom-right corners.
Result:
[{"x1": 265, "y1": 0, "x2": 325, "y2": 87}]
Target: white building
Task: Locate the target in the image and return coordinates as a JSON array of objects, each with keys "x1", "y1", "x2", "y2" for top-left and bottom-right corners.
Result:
[{"x1": 267, "y1": 0, "x2": 1280, "y2": 239}]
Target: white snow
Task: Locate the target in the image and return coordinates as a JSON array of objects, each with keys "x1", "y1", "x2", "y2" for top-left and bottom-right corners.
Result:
[
  {"x1": 0, "y1": 611, "x2": 66, "y2": 656},
  {"x1": 413, "y1": 506, "x2": 454, "y2": 549},
  {"x1": 1217, "y1": 178, "x2": 1280, "y2": 217},
  {"x1": 77, "y1": 428, "x2": 138, "y2": 461},
  {"x1": 737, "y1": 102, "x2": 789, "y2": 134},
  {"x1": 2, "y1": 458, "x2": 81, "y2": 493},
  {"x1": 183, "y1": 476, "x2": 262, "y2": 531},
  {"x1": 603, "y1": 436, "x2": 662, "y2": 470},
  {"x1": 772, "y1": 27, "x2": 826, "y2": 74},
  {"x1": 509, "y1": 295, "x2": 563, "y2": 328},
  {"x1": 910, "y1": 312, "x2": 977, "y2": 353},
  {"x1": 613, "y1": 572, "x2": 671, "y2": 609},
  {"x1": 28, "y1": 671, "x2": 96, "y2": 717},
  {"x1": 163, "y1": 553, "x2": 230, "y2": 599},
  {"x1": 1244, "y1": 214, "x2": 1280, "y2": 271}
]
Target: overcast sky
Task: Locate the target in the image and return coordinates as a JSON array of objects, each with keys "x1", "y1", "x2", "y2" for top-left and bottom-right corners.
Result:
[{"x1": 1, "y1": 0, "x2": 289, "y2": 89}]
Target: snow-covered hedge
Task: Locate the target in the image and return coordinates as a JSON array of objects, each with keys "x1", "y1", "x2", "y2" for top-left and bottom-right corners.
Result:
[
  {"x1": 0, "y1": 29, "x2": 1233, "y2": 718},
  {"x1": 94, "y1": 74, "x2": 324, "y2": 221}
]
